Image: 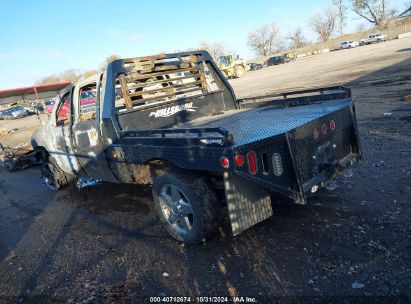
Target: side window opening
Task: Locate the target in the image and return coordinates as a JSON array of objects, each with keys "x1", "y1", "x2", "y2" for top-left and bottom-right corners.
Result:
[
  {"x1": 79, "y1": 83, "x2": 97, "y2": 121},
  {"x1": 56, "y1": 94, "x2": 70, "y2": 125}
]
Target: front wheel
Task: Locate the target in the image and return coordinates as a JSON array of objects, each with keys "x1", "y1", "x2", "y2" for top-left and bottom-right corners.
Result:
[
  {"x1": 234, "y1": 66, "x2": 246, "y2": 78},
  {"x1": 152, "y1": 169, "x2": 220, "y2": 244},
  {"x1": 41, "y1": 156, "x2": 68, "y2": 191}
]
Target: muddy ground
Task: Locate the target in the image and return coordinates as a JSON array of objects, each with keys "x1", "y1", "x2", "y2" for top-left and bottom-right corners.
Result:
[{"x1": 0, "y1": 38, "x2": 410, "y2": 303}]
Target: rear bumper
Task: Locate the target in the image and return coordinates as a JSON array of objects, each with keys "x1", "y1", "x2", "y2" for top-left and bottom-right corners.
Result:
[{"x1": 302, "y1": 152, "x2": 362, "y2": 193}]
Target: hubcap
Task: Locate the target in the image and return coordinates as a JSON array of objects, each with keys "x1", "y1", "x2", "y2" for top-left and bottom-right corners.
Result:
[{"x1": 159, "y1": 184, "x2": 193, "y2": 234}]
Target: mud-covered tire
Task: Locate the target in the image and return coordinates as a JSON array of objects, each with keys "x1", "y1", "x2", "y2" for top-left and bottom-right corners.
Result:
[
  {"x1": 152, "y1": 169, "x2": 220, "y2": 244},
  {"x1": 234, "y1": 66, "x2": 245, "y2": 78},
  {"x1": 41, "y1": 155, "x2": 69, "y2": 191}
]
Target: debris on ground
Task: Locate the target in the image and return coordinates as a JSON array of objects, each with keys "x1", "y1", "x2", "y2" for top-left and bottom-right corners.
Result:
[
  {"x1": 0, "y1": 143, "x2": 38, "y2": 172},
  {"x1": 0, "y1": 127, "x2": 18, "y2": 137},
  {"x1": 351, "y1": 282, "x2": 365, "y2": 289},
  {"x1": 66, "y1": 280, "x2": 143, "y2": 304}
]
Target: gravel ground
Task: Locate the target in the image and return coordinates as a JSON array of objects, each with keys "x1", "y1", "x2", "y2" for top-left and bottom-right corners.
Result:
[{"x1": 0, "y1": 38, "x2": 410, "y2": 303}]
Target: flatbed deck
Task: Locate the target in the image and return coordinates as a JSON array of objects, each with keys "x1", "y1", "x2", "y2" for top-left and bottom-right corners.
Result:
[{"x1": 176, "y1": 98, "x2": 352, "y2": 146}]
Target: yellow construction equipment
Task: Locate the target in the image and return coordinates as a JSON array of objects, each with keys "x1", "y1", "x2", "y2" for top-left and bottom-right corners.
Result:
[{"x1": 217, "y1": 55, "x2": 250, "y2": 79}]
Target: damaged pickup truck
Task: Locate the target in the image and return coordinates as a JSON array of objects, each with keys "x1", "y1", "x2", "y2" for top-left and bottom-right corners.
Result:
[{"x1": 32, "y1": 51, "x2": 362, "y2": 244}]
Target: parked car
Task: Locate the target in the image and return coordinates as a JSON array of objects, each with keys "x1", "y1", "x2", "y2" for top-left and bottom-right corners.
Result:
[
  {"x1": 249, "y1": 63, "x2": 264, "y2": 71},
  {"x1": 340, "y1": 41, "x2": 359, "y2": 49},
  {"x1": 265, "y1": 55, "x2": 294, "y2": 66},
  {"x1": 1, "y1": 106, "x2": 28, "y2": 119},
  {"x1": 45, "y1": 98, "x2": 56, "y2": 113},
  {"x1": 266, "y1": 56, "x2": 286, "y2": 66},
  {"x1": 360, "y1": 33, "x2": 388, "y2": 45},
  {"x1": 34, "y1": 102, "x2": 45, "y2": 113}
]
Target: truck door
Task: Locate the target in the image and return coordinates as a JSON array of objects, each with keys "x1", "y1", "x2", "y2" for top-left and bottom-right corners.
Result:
[
  {"x1": 71, "y1": 80, "x2": 117, "y2": 182},
  {"x1": 49, "y1": 89, "x2": 82, "y2": 174}
]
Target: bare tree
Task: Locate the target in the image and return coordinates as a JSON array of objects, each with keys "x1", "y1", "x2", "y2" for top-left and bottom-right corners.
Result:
[
  {"x1": 310, "y1": 7, "x2": 337, "y2": 42},
  {"x1": 100, "y1": 54, "x2": 121, "y2": 70},
  {"x1": 399, "y1": 1, "x2": 411, "y2": 16},
  {"x1": 58, "y1": 69, "x2": 81, "y2": 83},
  {"x1": 36, "y1": 75, "x2": 61, "y2": 85},
  {"x1": 356, "y1": 23, "x2": 367, "y2": 31},
  {"x1": 351, "y1": 0, "x2": 396, "y2": 29},
  {"x1": 36, "y1": 69, "x2": 81, "y2": 85},
  {"x1": 82, "y1": 70, "x2": 99, "y2": 78},
  {"x1": 198, "y1": 42, "x2": 227, "y2": 61},
  {"x1": 333, "y1": 0, "x2": 348, "y2": 36},
  {"x1": 247, "y1": 23, "x2": 283, "y2": 56},
  {"x1": 287, "y1": 27, "x2": 309, "y2": 49}
]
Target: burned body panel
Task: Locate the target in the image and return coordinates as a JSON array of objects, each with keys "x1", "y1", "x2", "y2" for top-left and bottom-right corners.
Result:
[{"x1": 31, "y1": 50, "x2": 363, "y2": 239}]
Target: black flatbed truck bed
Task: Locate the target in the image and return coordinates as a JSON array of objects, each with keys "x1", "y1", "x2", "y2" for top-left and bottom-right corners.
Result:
[{"x1": 32, "y1": 51, "x2": 362, "y2": 243}]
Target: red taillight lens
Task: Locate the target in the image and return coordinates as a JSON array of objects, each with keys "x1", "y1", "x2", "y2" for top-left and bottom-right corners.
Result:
[
  {"x1": 330, "y1": 120, "x2": 336, "y2": 130},
  {"x1": 247, "y1": 151, "x2": 258, "y2": 175},
  {"x1": 234, "y1": 155, "x2": 245, "y2": 167},
  {"x1": 313, "y1": 128, "x2": 319, "y2": 139},
  {"x1": 220, "y1": 156, "x2": 230, "y2": 168},
  {"x1": 322, "y1": 124, "x2": 328, "y2": 135}
]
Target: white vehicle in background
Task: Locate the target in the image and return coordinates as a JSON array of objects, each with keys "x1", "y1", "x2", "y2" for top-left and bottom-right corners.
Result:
[
  {"x1": 340, "y1": 41, "x2": 360, "y2": 49},
  {"x1": 360, "y1": 33, "x2": 388, "y2": 45}
]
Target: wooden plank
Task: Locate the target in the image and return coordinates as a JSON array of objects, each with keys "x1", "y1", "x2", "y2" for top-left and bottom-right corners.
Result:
[
  {"x1": 128, "y1": 80, "x2": 204, "y2": 97},
  {"x1": 131, "y1": 87, "x2": 201, "y2": 105},
  {"x1": 199, "y1": 73, "x2": 208, "y2": 92},
  {"x1": 126, "y1": 67, "x2": 200, "y2": 81},
  {"x1": 119, "y1": 75, "x2": 133, "y2": 109},
  {"x1": 123, "y1": 54, "x2": 168, "y2": 64},
  {"x1": 127, "y1": 73, "x2": 201, "y2": 89},
  {"x1": 153, "y1": 65, "x2": 180, "y2": 71}
]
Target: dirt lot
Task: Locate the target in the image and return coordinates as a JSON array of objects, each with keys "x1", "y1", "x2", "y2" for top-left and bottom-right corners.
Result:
[{"x1": 0, "y1": 38, "x2": 410, "y2": 303}]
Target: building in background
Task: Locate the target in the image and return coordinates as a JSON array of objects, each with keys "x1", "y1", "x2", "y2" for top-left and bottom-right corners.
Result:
[{"x1": 0, "y1": 82, "x2": 71, "y2": 110}]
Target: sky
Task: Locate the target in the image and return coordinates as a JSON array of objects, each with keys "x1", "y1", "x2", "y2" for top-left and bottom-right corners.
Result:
[{"x1": 0, "y1": 0, "x2": 406, "y2": 89}]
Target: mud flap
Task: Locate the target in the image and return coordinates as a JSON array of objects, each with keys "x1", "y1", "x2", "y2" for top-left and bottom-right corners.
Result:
[{"x1": 223, "y1": 173, "x2": 273, "y2": 235}]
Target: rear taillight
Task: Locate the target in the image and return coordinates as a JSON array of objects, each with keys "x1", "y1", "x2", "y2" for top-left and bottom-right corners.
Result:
[
  {"x1": 330, "y1": 120, "x2": 336, "y2": 130},
  {"x1": 220, "y1": 156, "x2": 230, "y2": 168},
  {"x1": 322, "y1": 124, "x2": 328, "y2": 135},
  {"x1": 247, "y1": 151, "x2": 258, "y2": 175},
  {"x1": 234, "y1": 155, "x2": 245, "y2": 167}
]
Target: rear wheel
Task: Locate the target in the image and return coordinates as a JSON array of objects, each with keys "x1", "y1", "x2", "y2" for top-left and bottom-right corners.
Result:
[
  {"x1": 152, "y1": 169, "x2": 220, "y2": 244},
  {"x1": 234, "y1": 66, "x2": 246, "y2": 78}
]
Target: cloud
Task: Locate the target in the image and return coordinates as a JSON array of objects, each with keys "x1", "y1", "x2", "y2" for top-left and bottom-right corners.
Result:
[{"x1": 105, "y1": 26, "x2": 147, "y2": 41}]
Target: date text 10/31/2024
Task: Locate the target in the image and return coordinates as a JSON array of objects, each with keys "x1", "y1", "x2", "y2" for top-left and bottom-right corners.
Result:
[{"x1": 149, "y1": 296, "x2": 258, "y2": 303}]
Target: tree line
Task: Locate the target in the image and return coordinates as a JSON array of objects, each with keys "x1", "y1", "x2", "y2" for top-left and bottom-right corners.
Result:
[
  {"x1": 37, "y1": 0, "x2": 410, "y2": 84},
  {"x1": 245, "y1": 0, "x2": 410, "y2": 57}
]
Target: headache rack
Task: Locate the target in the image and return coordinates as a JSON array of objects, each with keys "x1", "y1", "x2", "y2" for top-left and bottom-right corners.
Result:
[{"x1": 117, "y1": 53, "x2": 219, "y2": 110}]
